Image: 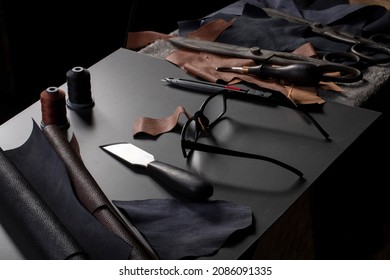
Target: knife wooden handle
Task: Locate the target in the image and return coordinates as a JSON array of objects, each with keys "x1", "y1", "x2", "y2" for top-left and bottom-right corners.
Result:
[{"x1": 147, "y1": 160, "x2": 213, "y2": 200}]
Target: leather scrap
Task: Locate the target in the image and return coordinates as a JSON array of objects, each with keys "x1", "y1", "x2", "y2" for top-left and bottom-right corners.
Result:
[
  {"x1": 292, "y1": 42, "x2": 317, "y2": 57},
  {"x1": 133, "y1": 106, "x2": 191, "y2": 138},
  {"x1": 126, "y1": 31, "x2": 173, "y2": 50},
  {"x1": 286, "y1": 85, "x2": 322, "y2": 105},
  {"x1": 113, "y1": 198, "x2": 253, "y2": 260}
]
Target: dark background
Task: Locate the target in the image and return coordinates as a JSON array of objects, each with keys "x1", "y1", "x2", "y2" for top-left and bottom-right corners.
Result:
[
  {"x1": 0, "y1": 0, "x2": 237, "y2": 124},
  {"x1": 1, "y1": 0, "x2": 341, "y2": 124}
]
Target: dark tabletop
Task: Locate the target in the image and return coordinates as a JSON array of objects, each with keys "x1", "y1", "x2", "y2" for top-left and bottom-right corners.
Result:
[{"x1": 0, "y1": 48, "x2": 381, "y2": 259}]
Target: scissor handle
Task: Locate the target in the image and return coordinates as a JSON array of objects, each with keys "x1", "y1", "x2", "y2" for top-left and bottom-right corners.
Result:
[
  {"x1": 351, "y1": 40, "x2": 390, "y2": 64},
  {"x1": 349, "y1": 33, "x2": 390, "y2": 63},
  {"x1": 322, "y1": 51, "x2": 361, "y2": 67},
  {"x1": 313, "y1": 25, "x2": 390, "y2": 64},
  {"x1": 369, "y1": 33, "x2": 390, "y2": 44}
]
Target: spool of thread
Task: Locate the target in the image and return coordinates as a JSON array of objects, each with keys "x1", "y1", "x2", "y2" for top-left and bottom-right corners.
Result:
[
  {"x1": 66, "y1": 66, "x2": 95, "y2": 110},
  {"x1": 40, "y1": 86, "x2": 70, "y2": 129}
]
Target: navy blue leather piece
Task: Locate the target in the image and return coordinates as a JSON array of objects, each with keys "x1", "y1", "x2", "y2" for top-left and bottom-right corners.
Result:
[
  {"x1": 113, "y1": 198, "x2": 253, "y2": 259},
  {"x1": 178, "y1": 0, "x2": 390, "y2": 53}
]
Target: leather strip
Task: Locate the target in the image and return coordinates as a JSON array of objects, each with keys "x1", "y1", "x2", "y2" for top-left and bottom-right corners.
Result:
[{"x1": 133, "y1": 105, "x2": 191, "y2": 137}]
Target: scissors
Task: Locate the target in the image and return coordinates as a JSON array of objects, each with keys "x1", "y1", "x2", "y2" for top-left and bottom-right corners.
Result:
[
  {"x1": 262, "y1": 7, "x2": 390, "y2": 64},
  {"x1": 169, "y1": 36, "x2": 362, "y2": 83}
]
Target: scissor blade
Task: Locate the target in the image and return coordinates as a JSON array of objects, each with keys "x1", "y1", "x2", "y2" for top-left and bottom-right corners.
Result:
[
  {"x1": 169, "y1": 36, "x2": 274, "y2": 61},
  {"x1": 169, "y1": 36, "x2": 324, "y2": 66},
  {"x1": 262, "y1": 8, "x2": 314, "y2": 25}
]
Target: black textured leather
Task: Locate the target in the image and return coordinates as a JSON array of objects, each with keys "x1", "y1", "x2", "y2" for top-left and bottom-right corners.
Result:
[
  {"x1": 5, "y1": 121, "x2": 134, "y2": 259},
  {"x1": 0, "y1": 148, "x2": 89, "y2": 260}
]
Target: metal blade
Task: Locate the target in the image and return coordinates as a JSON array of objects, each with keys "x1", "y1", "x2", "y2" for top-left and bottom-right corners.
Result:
[
  {"x1": 100, "y1": 143, "x2": 154, "y2": 167},
  {"x1": 169, "y1": 36, "x2": 274, "y2": 61},
  {"x1": 216, "y1": 66, "x2": 246, "y2": 74},
  {"x1": 169, "y1": 36, "x2": 323, "y2": 66},
  {"x1": 262, "y1": 8, "x2": 314, "y2": 26}
]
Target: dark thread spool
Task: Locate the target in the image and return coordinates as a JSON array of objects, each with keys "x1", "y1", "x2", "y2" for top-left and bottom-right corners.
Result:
[
  {"x1": 40, "y1": 86, "x2": 70, "y2": 129},
  {"x1": 66, "y1": 66, "x2": 94, "y2": 110}
]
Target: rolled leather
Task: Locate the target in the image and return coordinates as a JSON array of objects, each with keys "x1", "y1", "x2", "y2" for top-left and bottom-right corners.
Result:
[
  {"x1": 42, "y1": 124, "x2": 158, "y2": 260},
  {"x1": 5, "y1": 121, "x2": 134, "y2": 259},
  {"x1": 0, "y1": 147, "x2": 89, "y2": 260}
]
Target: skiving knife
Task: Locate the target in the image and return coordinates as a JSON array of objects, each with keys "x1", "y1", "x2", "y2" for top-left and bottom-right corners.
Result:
[{"x1": 100, "y1": 142, "x2": 213, "y2": 200}]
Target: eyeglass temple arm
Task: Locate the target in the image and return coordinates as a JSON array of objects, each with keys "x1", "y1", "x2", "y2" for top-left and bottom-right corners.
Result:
[
  {"x1": 234, "y1": 90, "x2": 330, "y2": 139},
  {"x1": 296, "y1": 108, "x2": 330, "y2": 139},
  {"x1": 184, "y1": 141, "x2": 303, "y2": 177},
  {"x1": 275, "y1": 94, "x2": 330, "y2": 140}
]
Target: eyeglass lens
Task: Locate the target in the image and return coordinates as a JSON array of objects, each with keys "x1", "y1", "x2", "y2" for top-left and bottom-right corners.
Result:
[
  {"x1": 202, "y1": 93, "x2": 226, "y2": 127},
  {"x1": 182, "y1": 92, "x2": 226, "y2": 156}
]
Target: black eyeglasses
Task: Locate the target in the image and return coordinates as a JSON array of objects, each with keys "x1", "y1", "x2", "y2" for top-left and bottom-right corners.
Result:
[{"x1": 181, "y1": 90, "x2": 304, "y2": 177}]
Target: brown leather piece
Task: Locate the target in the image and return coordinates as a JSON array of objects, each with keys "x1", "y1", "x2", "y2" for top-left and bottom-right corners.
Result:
[
  {"x1": 133, "y1": 106, "x2": 191, "y2": 137},
  {"x1": 291, "y1": 42, "x2": 317, "y2": 57},
  {"x1": 285, "y1": 85, "x2": 323, "y2": 105},
  {"x1": 126, "y1": 31, "x2": 173, "y2": 50},
  {"x1": 319, "y1": 81, "x2": 343, "y2": 92}
]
